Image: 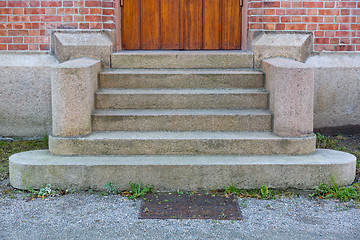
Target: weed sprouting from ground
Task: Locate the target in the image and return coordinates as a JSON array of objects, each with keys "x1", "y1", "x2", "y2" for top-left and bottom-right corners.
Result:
[
  {"x1": 224, "y1": 185, "x2": 241, "y2": 196},
  {"x1": 224, "y1": 184, "x2": 279, "y2": 200},
  {"x1": 23, "y1": 184, "x2": 77, "y2": 200},
  {"x1": 105, "y1": 181, "x2": 119, "y2": 195},
  {"x1": 27, "y1": 184, "x2": 56, "y2": 199},
  {"x1": 127, "y1": 181, "x2": 154, "y2": 200},
  {"x1": 311, "y1": 176, "x2": 360, "y2": 202},
  {"x1": 103, "y1": 181, "x2": 154, "y2": 199},
  {"x1": 260, "y1": 185, "x2": 272, "y2": 199}
]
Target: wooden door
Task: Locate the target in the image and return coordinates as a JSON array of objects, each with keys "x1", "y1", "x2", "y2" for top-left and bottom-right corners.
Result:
[{"x1": 122, "y1": 0, "x2": 242, "y2": 50}]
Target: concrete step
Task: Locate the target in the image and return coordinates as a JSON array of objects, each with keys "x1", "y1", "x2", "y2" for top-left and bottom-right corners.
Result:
[
  {"x1": 111, "y1": 50, "x2": 254, "y2": 69},
  {"x1": 10, "y1": 149, "x2": 356, "y2": 190},
  {"x1": 99, "y1": 69, "x2": 264, "y2": 89},
  {"x1": 95, "y1": 88, "x2": 269, "y2": 109},
  {"x1": 49, "y1": 131, "x2": 316, "y2": 156},
  {"x1": 92, "y1": 109, "x2": 272, "y2": 131}
]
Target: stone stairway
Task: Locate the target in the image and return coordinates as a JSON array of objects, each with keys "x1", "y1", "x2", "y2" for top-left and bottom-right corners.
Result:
[
  {"x1": 10, "y1": 51, "x2": 356, "y2": 191},
  {"x1": 49, "y1": 51, "x2": 314, "y2": 156}
]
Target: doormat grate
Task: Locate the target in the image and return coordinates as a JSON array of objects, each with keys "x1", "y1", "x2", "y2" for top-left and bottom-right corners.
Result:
[{"x1": 139, "y1": 192, "x2": 243, "y2": 220}]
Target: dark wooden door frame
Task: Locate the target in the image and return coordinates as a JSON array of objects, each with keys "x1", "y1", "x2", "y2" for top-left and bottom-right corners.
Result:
[{"x1": 115, "y1": 0, "x2": 248, "y2": 51}]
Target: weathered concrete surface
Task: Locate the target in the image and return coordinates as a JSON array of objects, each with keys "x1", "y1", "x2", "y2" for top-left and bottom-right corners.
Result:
[
  {"x1": 52, "y1": 31, "x2": 113, "y2": 68},
  {"x1": 111, "y1": 51, "x2": 254, "y2": 69},
  {"x1": 51, "y1": 58, "x2": 101, "y2": 137},
  {"x1": 10, "y1": 149, "x2": 356, "y2": 190},
  {"x1": 99, "y1": 69, "x2": 265, "y2": 89},
  {"x1": 49, "y1": 131, "x2": 316, "y2": 156},
  {"x1": 92, "y1": 109, "x2": 272, "y2": 131},
  {"x1": 251, "y1": 32, "x2": 313, "y2": 68},
  {"x1": 262, "y1": 58, "x2": 314, "y2": 137},
  {"x1": 306, "y1": 53, "x2": 360, "y2": 131},
  {"x1": 0, "y1": 53, "x2": 57, "y2": 136}
]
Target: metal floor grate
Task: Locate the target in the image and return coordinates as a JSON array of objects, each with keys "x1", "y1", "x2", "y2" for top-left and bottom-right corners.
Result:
[{"x1": 139, "y1": 192, "x2": 243, "y2": 220}]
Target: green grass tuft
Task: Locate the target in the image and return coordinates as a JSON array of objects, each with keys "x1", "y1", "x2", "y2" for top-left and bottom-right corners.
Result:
[{"x1": 311, "y1": 176, "x2": 360, "y2": 202}]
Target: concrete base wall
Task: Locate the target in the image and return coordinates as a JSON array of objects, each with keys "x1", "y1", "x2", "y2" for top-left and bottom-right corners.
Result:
[
  {"x1": 306, "y1": 53, "x2": 360, "y2": 132},
  {"x1": 0, "y1": 53, "x2": 57, "y2": 137}
]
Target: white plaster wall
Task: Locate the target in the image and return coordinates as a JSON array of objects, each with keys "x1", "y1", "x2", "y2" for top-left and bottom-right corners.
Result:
[
  {"x1": 0, "y1": 53, "x2": 57, "y2": 136},
  {"x1": 306, "y1": 53, "x2": 360, "y2": 131}
]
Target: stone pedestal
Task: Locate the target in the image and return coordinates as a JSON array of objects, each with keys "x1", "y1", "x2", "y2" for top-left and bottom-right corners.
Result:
[
  {"x1": 262, "y1": 58, "x2": 315, "y2": 137},
  {"x1": 51, "y1": 58, "x2": 101, "y2": 137}
]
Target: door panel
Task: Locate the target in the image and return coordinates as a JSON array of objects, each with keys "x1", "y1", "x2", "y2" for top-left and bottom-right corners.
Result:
[
  {"x1": 122, "y1": 0, "x2": 241, "y2": 50},
  {"x1": 141, "y1": 0, "x2": 161, "y2": 49},
  {"x1": 182, "y1": 0, "x2": 203, "y2": 50},
  {"x1": 161, "y1": 0, "x2": 180, "y2": 49},
  {"x1": 203, "y1": 0, "x2": 221, "y2": 50},
  {"x1": 222, "y1": 0, "x2": 241, "y2": 49},
  {"x1": 122, "y1": 0, "x2": 141, "y2": 49}
]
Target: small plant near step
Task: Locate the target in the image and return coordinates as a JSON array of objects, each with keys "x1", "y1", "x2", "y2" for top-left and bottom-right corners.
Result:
[
  {"x1": 23, "y1": 185, "x2": 79, "y2": 199},
  {"x1": 224, "y1": 184, "x2": 277, "y2": 200},
  {"x1": 126, "y1": 181, "x2": 154, "y2": 200},
  {"x1": 105, "y1": 181, "x2": 119, "y2": 195},
  {"x1": 260, "y1": 185, "x2": 271, "y2": 199},
  {"x1": 310, "y1": 176, "x2": 360, "y2": 202},
  {"x1": 27, "y1": 184, "x2": 56, "y2": 199},
  {"x1": 224, "y1": 185, "x2": 241, "y2": 196}
]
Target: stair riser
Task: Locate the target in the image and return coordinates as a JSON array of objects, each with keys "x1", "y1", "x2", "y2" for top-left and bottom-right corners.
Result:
[
  {"x1": 50, "y1": 137, "x2": 315, "y2": 156},
  {"x1": 111, "y1": 51, "x2": 254, "y2": 69},
  {"x1": 96, "y1": 93, "x2": 269, "y2": 109},
  {"x1": 92, "y1": 115, "x2": 272, "y2": 131},
  {"x1": 99, "y1": 73, "x2": 264, "y2": 89}
]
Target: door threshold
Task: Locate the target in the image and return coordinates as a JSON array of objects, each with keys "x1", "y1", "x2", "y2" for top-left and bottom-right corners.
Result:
[{"x1": 113, "y1": 50, "x2": 251, "y2": 55}]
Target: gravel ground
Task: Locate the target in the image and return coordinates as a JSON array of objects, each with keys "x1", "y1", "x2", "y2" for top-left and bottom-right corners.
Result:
[{"x1": 0, "y1": 193, "x2": 359, "y2": 240}]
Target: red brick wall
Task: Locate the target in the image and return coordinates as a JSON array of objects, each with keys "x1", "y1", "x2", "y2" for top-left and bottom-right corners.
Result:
[
  {"x1": 0, "y1": 0, "x2": 359, "y2": 52},
  {"x1": 248, "y1": 0, "x2": 360, "y2": 51},
  {"x1": 0, "y1": 0, "x2": 115, "y2": 51}
]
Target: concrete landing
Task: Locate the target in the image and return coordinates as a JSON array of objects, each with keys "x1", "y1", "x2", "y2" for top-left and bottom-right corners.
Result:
[
  {"x1": 111, "y1": 50, "x2": 254, "y2": 69},
  {"x1": 10, "y1": 149, "x2": 356, "y2": 191}
]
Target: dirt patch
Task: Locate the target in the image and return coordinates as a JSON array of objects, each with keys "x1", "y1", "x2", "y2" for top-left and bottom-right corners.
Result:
[{"x1": 331, "y1": 134, "x2": 360, "y2": 153}]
